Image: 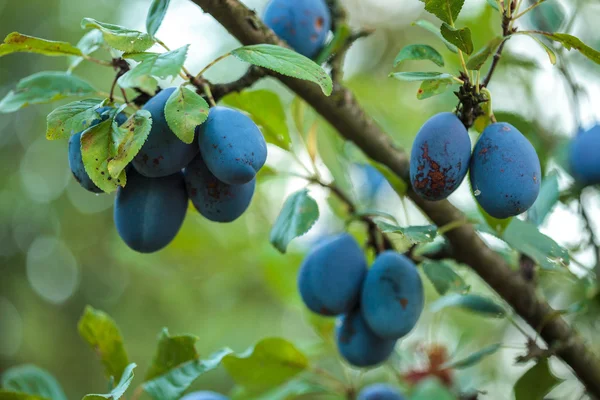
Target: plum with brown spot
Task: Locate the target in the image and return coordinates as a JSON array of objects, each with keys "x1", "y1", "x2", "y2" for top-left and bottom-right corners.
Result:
[
  {"x1": 470, "y1": 122, "x2": 541, "y2": 219},
  {"x1": 410, "y1": 112, "x2": 471, "y2": 201},
  {"x1": 183, "y1": 154, "x2": 255, "y2": 223},
  {"x1": 360, "y1": 251, "x2": 424, "y2": 339},
  {"x1": 263, "y1": 0, "x2": 332, "y2": 58}
]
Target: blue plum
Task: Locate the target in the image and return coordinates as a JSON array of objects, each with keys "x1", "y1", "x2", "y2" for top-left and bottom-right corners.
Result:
[
  {"x1": 263, "y1": 0, "x2": 332, "y2": 58},
  {"x1": 410, "y1": 112, "x2": 471, "y2": 201},
  {"x1": 336, "y1": 308, "x2": 397, "y2": 368},
  {"x1": 298, "y1": 233, "x2": 367, "y2": 316},
  {"x1": 197, "y1": 106, "x2": 267, "y2": 185},
  {"x1": 133, "y1": 87, "x2": 199, "y2": 178},
  {"x1": 360, "y1": 251, "x2": 424, "y2": 339},
  {"x1": 114, "y1": 169, "x2": 188, "y2": 253},
  {"x1": 180, "y1": 392, "x2": 229, "y2": 400},
  {"x1": 358, "y1": 384, "x2": 405, "y2": 400},
  {"x1": 570, "y1": 125, "x2": 600, "y2": 186},
  {"x1": 184, "y1": 154, "x2": 255, "y2": 223},
  {"x1": 68, "y1": 108, "x2": 127, "y2": 193},
  {"x1": 470, "y1": 122, "x2": 541, "y2": 219}
]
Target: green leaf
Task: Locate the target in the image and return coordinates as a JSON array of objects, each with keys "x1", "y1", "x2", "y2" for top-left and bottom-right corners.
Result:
[
  {"x1": 0, "y1": 71, "x2": 97, "y2": 113},
  {"x1": 375, "y1": 221, "x2": 437, "y2": 244},
  {"x1": 69, "y1": 30, "x2": 104, "y2": 72},
  {"x1": 390, "y1": 72, "x2": 453, "y2": 82},
  {"x1": 314, "y1": 23, "x2": 352, "y2": 64},
  {"x1": 222, "y1": 338, "x2": 309, "y2": 394},
  {"x1": 222, "y1": 90, "x2": 291, "y2": 150},
  {"x1": 119, "y1": 45, "x2": 188, "y2": 92},
  {"x1": 369, "y1": 162, "x2": 408, "y2": 195},
  {"x1": 145, "y1": 328, "x2": 199, "y2": 381},
  {"x1": 422, "y1": 260, "x2": 469, "y2": 295},
  {"x1": 143, "y1": 349, "x2": 231, "y2": 400},
  {"x1": 77, "y1": 306, "x2": 129, "y2": 381},
  {"x1": 393, "y1": 44, "x2": 444, "y2": 67},
  {"x1": 46, "y1": 99, "x2": 105, "y2": 140},
  {"x1": 419, "y1": 0, "x2": 466, "y2": 25},
  {"x1": 107, "y1": 109, "x2": 152, "y2": 178},
  {"x1": 440, "y1": 23, "x2": 473, "y2": 54},
  {"x1": 82, "y1": 363, "x2": 136, "y2": 400},
  {"x1": 412, "y1": 20, "x2": 458, "y2": 53},
  {"x1": 466, "y1": 37, "x2": 504, "y2": 70},
  {"x1": 477, "y1": 202, "x2": 512, "y2": 236},
  {"x1": 164, "y1": 85, "x2": 209, "y2": 144},
  {"x1": 502, "y1": 219, "x2": 569, "y2": 270},
  {"x1": 525, "y1": 33, "x2": 557, "y2": 65},
  {"x1": 269, "y1": 189, "x2": 319, "y2": 253},
  {"x1": 486, "y1": 0, "x2": 499, "y2": 11},
  {"x1": 0, "y1": 32, "x2": 82, "y2": 58},
  {"x1": 1, "y1": 365, "x2": 67, "y2": 400},
  {"x1": 0, "y1": 391, "x2": 48, "y2": 400},
  {"x1": 530, "y1": 1, "x2": 566, "y2": 33},
  {"x1": 536, "y1": 32, "x2": 600, "y2": 65},
  {"x1": 146, "y1": 0, "x2": 171, "y2": 37},
  {"x1": 444, "y1": 343, "x2": 502, "y2": 369},
  {"x1": 431, "y1": 293, "x2": 505, "y2": 317},
  {"x1": 528, "y1": 173, "x2": 559, "y2": 227},
  {"x1": 417, "y1": 79, "x2": 454, "y2": 99},
  {"x1": 230, "y1": 44, "x2": 333, "y2": 96},
  {"x1": 514, "y1": 358, "x2": 564, "y2": 400},
  {"x1": 316, "y1": 121, "x2": 353, "y2": 196},
  {"x1": 80, "y1": 119, "x2": 127, "y2": 193},
  {"x1": 81, "y1": 18, "x2": 155, "y2": 53},
  {"x1": 411, "y1": 378, "x2": 455, "y2": 400}
]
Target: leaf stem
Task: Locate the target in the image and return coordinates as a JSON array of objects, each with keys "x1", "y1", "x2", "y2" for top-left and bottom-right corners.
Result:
[
  {"x1": 196, "y1": 52, "x2": 232, "y2": 79},
  {"x1": 82, "y1": 54, "x2": 113, "y2": 66},
  {"x1": 457, "y1": 50, "x2": 470, "y2": 76},
  {"x1": 203, "y1": 83, "x2": 216, "y2": 107}
]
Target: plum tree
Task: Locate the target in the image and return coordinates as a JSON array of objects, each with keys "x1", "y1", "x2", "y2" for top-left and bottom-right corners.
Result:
[
  {"x1": 184, "y1": 154, "x2": 256, "y2": 223},
  {"x1": 357, "y1": 384, "x2": 405, "y2": 400},
  {"x1": 410, "y1": 113, "x2": 471, "y2": 201},
  {"x1": 569, "y1": 125, "x2": 600, "y2": 186},
  {"x1": 263, "y1": 0, "x2": 331, "y2": 58},
  {"x1": 132, "y1": 87, "x2": 199, "y2": 178},
  {"x1": 68, "y1": 108, "x2": 126, "y2": 193},
  {"x1": 336, "y1": 308, "x2": 397, "y2": 367},
  {"x1": 114, "y1": 168, "x2": 188, "y2": 253},
  {"x1": 361, "y1": 251, "x2": 424, "y2": 339},
  {"x1": 179, "y1": 391, "x2": 229, "y2": 400},
  {"x1": 197, "y1": 106, "x2": 267, "y2": 185},
  {"x1": 298, "y1": 233, "x2": 367, "y2": 316},
  {"x1": 470, "y1": 122, "x2": 541, "y2": 219}
]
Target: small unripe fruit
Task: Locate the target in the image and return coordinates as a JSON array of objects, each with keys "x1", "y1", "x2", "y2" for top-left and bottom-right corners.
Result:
[
  {"x1": 263, "y1": 0, "x2": 332, "y2": 58},
  {"x1": 361, "y1": 251, "x2": 424, "y2": 339},
  {"x1": 410, "y1": 113, "x2": 471, "y2": 201},
  {"x1": 336, "y1": 308, "x2": 397, "y2": 368},
  {"x1": 470, "y1": 122, "x2": 541, "y2": 219},
  {"x1": 298, "y1": 234, "x2": 367, "y2": 316}
]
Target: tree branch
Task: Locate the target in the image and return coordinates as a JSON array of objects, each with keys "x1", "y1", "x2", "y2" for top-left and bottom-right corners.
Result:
[{"x1": 191, "y1": 0, "x2": 600, "y2": 396}]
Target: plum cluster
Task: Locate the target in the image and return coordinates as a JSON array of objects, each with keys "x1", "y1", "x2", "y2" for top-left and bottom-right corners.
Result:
[
  {"x1": 68, "y1": 87, "x2": 267, "y2": 253},
  {"x1": 410, "y1": 113, "x2": 542, "y2": 219},
  {"x1": 298, "y1": 234, "x2": 424, "y2": 367}
]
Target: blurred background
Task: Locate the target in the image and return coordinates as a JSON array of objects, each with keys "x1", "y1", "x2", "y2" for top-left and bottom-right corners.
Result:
[{"x1": 1, "y1": 0, "x2": 600, "y2": 399}]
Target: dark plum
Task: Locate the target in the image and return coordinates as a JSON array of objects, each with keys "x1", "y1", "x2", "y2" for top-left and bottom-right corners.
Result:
[
  {"x1": 410, "y1": 112, "x2": 471, "y2": 200},
  {"x1": 570, "y1": 125, "x2": 600, "y2": 186},
  {"x1": 361, "y1": 251, "x2": 424, "y2": 339},
  {"x1": 114, "y1": 169, "x2": 188, "y2": 253},
  {"x1": 197, "y1": 106, "x2": 267, "y2": 185},
  {"x1": 336, "y1": 308, "x2": 397, "y2": 368},
  {"x1": 358, "y1": 384, "x2": 405, "y2": 400},
  {"x1": 470, "y1": 122, "x2": 541, "y2": 219},
  {"x1": 179, "y1": 392, "x2": 229, "y2": 400},
  {"x1": 133, "y1": 87, "x2": 199, "y2": 178},
  {"x1": 263, "y1": 0, "x2": 332, "y2": 58},
  {"x1": 298, "y1": 233, "x2": 367, "y2": 316},
  {"x1": 68, "y1": 108, "x2": 127, "y2": 193},
  {"x1": 183, "y1": 154, "x2": 255, "y2": 223}
]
